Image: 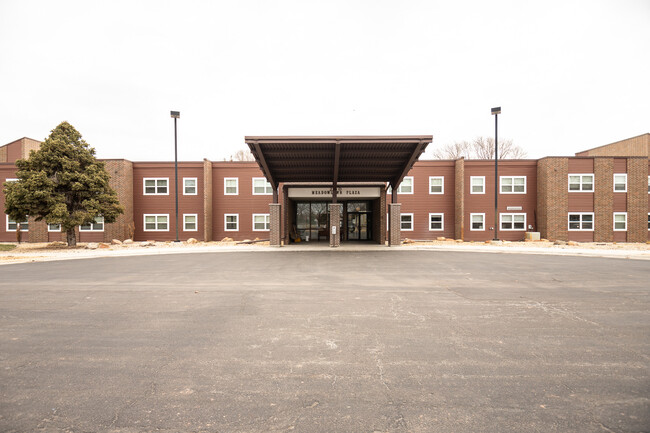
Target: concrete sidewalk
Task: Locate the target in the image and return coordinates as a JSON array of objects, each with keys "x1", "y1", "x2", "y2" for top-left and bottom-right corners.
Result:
[{"x1": 1, "y1": 240, "x2": 649, "y2": 265}]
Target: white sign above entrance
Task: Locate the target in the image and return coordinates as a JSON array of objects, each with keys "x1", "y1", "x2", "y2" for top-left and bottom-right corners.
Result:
[{"x1": 288, "y1": 187, "x2": 381, "y2": 199}]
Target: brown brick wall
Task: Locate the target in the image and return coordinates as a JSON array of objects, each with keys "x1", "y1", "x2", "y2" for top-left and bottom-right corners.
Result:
[
  {"x1": 594, "y1": 158, "x2": 614, "y2": 242},
  {"x1": 576, "y1": 134, "x2": 649, "y2": 157},
  {"x1": 454, "y1": 158, "x2": 464, "y2": 240},
  {"x1": 627, "y1": 158, "x2": 649, "y2": 242},
  {"x1": 103, "y1": 160, "x2": 134, "y2": 241},
  {"x1": 203, "y1": 159, "x2": 213, "y2": 241},
  {"x1": 328, "y1": 203, "x2": 341, "y2": 247},
  {"x1": 537, "y1": 158, "x2": 569, "y2": 241}
]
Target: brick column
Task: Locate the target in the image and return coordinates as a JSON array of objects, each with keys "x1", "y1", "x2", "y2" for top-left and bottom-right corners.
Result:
[
  {"x1": 537, "y1": 158, "x2": 569, "y2": 241},
  {"x1": 269, "y1": 203, "x2": 281, "y2": 247},
  {"x1": 388, "y1": 203, "x2": 401, "y2": 246},
  {"x1": 203, "y1": 159, "x2": 213, "y2": 242},
  {"x1": 454, "y1": 158, "x2": 465, "y2": 240},
  {"x1": 594, "y1": 158, "x2": 614, "y2": 242},
  {"x1": 104, "y1": 160, "x2": 134, "y2": 241},
  {"x1": 328, "y1": 203, "x2": 341, "y2": 247},
  {"x1": 627, "y1": 158, "x2": 648, "y2": 243},
  {"x1": 28, "y1": 218, "x2": 48, "y2": 242}
]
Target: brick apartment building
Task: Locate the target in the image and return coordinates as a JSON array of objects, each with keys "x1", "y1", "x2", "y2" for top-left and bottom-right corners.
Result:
[{"x1": 1, "y1": 134, "x2": 649, "y2": 244}]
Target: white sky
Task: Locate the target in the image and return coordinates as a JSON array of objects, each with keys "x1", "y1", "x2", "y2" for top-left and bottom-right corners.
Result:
[{"x1": 1, "y1": 0, "x2": 648, "y2": 161}]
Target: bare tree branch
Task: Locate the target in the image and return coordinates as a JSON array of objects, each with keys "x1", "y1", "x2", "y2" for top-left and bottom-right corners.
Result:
[
  {"x1": 430, "y1": 136, "x2": 527, "y2": 159},
  {"x1": 230, "y1": 149, "x2": 255, "y2": 161}
]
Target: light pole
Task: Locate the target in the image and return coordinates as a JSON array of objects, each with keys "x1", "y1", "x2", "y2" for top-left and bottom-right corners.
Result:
[
  {"x1": 171, "y1": 111, "x2": 180, "y2": 242},
  {"x1": 491, "y1": 106, "x2": 501, "y2": 241}
]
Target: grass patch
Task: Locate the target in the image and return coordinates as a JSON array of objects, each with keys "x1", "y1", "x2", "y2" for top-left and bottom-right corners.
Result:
[{"x1": 0, "y1": 244, "x2": 17, "y2": 252}]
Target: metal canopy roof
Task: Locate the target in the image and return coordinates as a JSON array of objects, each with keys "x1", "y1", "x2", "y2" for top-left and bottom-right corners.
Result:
[{"x1": 245, "y1": 136, "x2": 432, "y2": 190}]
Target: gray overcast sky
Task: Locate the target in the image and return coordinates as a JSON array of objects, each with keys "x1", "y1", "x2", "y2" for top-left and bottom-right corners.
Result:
[{"x1": 1, "y1": 0, "x2": 648, "y2": 161}]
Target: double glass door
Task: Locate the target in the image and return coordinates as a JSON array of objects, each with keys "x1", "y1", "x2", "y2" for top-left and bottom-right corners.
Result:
[{"x1": 346, "y1": 201, "x2": 372, "y2": 241}]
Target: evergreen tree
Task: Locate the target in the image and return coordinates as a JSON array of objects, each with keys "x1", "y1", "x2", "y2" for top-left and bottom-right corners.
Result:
[{"x1": 3, "y1": 122, "x2": 124, "y2": 246}]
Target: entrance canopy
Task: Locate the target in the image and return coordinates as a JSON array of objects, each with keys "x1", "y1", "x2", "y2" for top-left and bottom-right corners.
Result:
[{"x1": 245, "y1": 136, "x2": 432, "y2": 190}]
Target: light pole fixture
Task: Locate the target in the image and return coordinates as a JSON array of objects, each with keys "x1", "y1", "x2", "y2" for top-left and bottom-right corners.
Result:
[
  {"x1": 491, "y1": 106, "x2": 501, "y2": 241},
  {"x1": 171, "y1": 111, "x2": 180, "y2": 242}
]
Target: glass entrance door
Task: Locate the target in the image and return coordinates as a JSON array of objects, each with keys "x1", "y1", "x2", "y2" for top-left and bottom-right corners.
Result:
[{"x1": 347, "y1": 213, "x2": 371, "y2": 240}]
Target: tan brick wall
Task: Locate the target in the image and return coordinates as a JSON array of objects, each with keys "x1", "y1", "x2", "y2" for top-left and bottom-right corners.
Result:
[
  {"x1": 389, "y1": 203, "x2": 401, "y2": 246},
  {"x1": 104, "y1": 160, "x2": 134, "y2": 241},
  {"x1": 594, "y1": 158, "x2": 614, "y2": 242},
  {"x1": 454, "y1": 158, "x2": 464, "y2": 240},
  {"x1": 627, "y1": 158, "x2": 649, "y2": 242},
  {"x1": 269, "y1": 203, "x2": 281, "y2": 246},
  {"x1": 203, "y1": 159, "x2": 213, "y2": 241},
  {"x1": 576, "y1": 134, "x2": 649, "y2": 157},
  {"x1": 28, "y1": 218, "x2": 48, "y2": 242},
  {"x1": 0, "y1": 145, "x2": 6, "y2": 163},
  {"x1": 21, "y1": 138, "x2": 41, "y2": 160},
  {"x1": 537, "y1": 158, "x2": 569, "y2": 241},
  {"x1": 328, "y1": 203, "x2": 341, "y2": 247}
]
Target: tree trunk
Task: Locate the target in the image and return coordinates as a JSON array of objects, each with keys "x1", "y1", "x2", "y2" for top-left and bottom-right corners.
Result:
[
  {"x1": 66, "y1": 228, "x2": 77, "y2": 247},
  {"x1": 16, "y1": 223, "x2": 22, "y2": 243}
]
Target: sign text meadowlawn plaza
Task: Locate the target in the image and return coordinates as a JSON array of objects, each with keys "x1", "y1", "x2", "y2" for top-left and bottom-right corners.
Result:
[{"x1": 287, "y1": 187, "x2": 381, "y2": 199}]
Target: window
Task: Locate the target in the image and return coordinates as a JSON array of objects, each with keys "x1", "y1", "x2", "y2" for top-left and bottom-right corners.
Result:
[
  {"x1": 224, "y1": 178, "x2": 238, "y2": 195},
  {"x1": 500, "y1": 176, "x2": 526, "y2": 194},
  {"x1": 470, "y1": 176, "x2": 485, "y2": 194},
  {"x1": 470, "y1": 213, "x2": 485, "y2": 231},
  {"x1": 500, "y1": 213, "x2": 526, "y2": 231},
  {"x1": 6, "y1": 215, "x2": 28, "y2": 231},
  {"x1": 144, "y1": 214, "x2": 169, "y2": 231},
  {"x1": 143, "y1": 178, "x2": 168, "y2": 195},
  {"x1": 568, "y1": 174, "x2": 594, "y2": 192},
  {"x1": 648, "y1": 213, "x2": 650, "y2": 231},
  {"x1": 429, "y1": 213, "x2": 444, "y2": 231},
  {"x1": 648, "y1": 176, "x2": 650, "y2": 193},
  {"x1": 400, "y1": 213, "x2": 413, "y2": 231},
  {"x1": 48, "y1": 223, "x2": 61, "y2": 232},
  {"x1": 613, "y1": 174, "x2": 627, "y2": 192},
  {"x1": 253, "y1": 213, "x2": 270, "y2": 231},
  {"x1": 80, "y1": 217, "x2": 104, "y2": 231},
  {"x1": 568, "y1": 213, "x2": 594, "y2": 231},
  {"x1": 183, "y1": 214, "x2": 198, "y2": 231},
  {"x1": 613, "y1": 213, "x2": 627, "y2": 231},
  {"x1": 252, "y1": 178, "x2": 273, "y2": 195},
  {"x1": 183, "y1": 178, "x2": 197, "y2": 195},
  {"x1": 224, "y1": 214, "x2": 239, "y2": 231},
  {"x1": 4, "y1": 178, "x2": 18, "y2": 182},
  {"x1": 397, "y1": 176, "x2": 413, "y2": 194},
  {"x1": 429, "y1": 177, "x2": 444, "y2": 194}
]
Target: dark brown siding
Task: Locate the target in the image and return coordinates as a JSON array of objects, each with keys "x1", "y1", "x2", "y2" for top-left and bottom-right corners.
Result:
[
  {"x1": 398, "y1": 161, "x2": 455, "y2": 239},
  {"x1": 212, "y1": 163, "x2": 272, "y2": 241},
  {"x1": 133, "y1": 162, "x2": 205, "y2": 241},
  {"x1": 463, "y1": 160, "x2": 537, "y2": 242}
]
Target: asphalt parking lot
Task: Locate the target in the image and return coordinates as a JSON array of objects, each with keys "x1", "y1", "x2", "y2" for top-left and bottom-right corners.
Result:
[{"x1": 1, "y1": 250, "x2": 649, "y2": 433}]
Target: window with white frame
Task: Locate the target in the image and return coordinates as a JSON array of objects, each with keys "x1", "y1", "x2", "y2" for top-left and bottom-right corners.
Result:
[
  {"x1": 183, "y1": 178, "x2": 197, "y2": 195},
  {"x1": 80, "y1": 216, "x2": 104, "y2": 231},
  {"x1": 568, "y1": 213, "x2": 594, "y2": 231},
  {"x1": 224, "y1": 214, "x2": 239, "y2": 231},
  {"x1": 500, "y1": 176, "x2": 526, "y2": 194},
  {"x1": 397, "y1": 177, "x2": 414, "y2": 194},
  {"x1": 143, "y1": 178, "x2": 168, "y2": 195},
  {"x1": 470, "y1": 176, "x2": 485, "y2": 194},
  {"x1": 613, "y1": 174, "x2": 627, "y2": 192},
  {"x1": 568, "y1": 174, "x2": 594, "y2": 192},
  {"x1": 183, "y1": 214, "x2": 198, "y2": 231},
  {"x1": 400, "y1": 213, "x2": 413, "y2": 231},
  {"x1": 500, "y1": 213, "x2": 526, "y2": 230},
  {"x1": 252, "y1": 178, "x2": 273, "y2": 195},
  {"x1": 429, "y1": 213, "x2": 443, "y2": 231},
  {"x1": 144, "y1": 214, "x2": 169, "y2": 231},
  {"x1": 224, "y1": 178, "x2": 238, "y2": 195},
  {"x1": 48, "y1": 223, "x2": 61, "y2": 232},
  {"x1": 647, "y1": 213, "x2": 650, "y2": 230},
  {"x1": 470, "y1": 213, "x2": 485, "y2": 230},
  {"x1": 429, "y1": 177, "x2": 444, "y2": 194},
  {"x1": 613, "y1": 212, "x2": 627, "y2": 231},
  {"x1": 4, "y1": 178, "x2": 18, "y2": 183},
  {"x1": 253, "y1": 213, "x2": 270, "y2": 231},
  {"x1": 6, "y1": 215, "x2": 28, "y2": 231}
]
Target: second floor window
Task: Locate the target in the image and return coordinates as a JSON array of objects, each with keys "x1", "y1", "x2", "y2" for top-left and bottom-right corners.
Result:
[
  {"x1": 252, "y1": 178, "x2": 273, "y2": 195},
  {"x1": 224, "y1": 178, "x2": 238, "y2": 195},
  {"x1": 568, "y1": 174, "x2": 593, "y2": 192},
  {"x1": 144, "y1": 178, "x2": 168, "y2": 195},
  {"x1": 500, "y1": 176, "x2": 526, "y2": 194}
]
